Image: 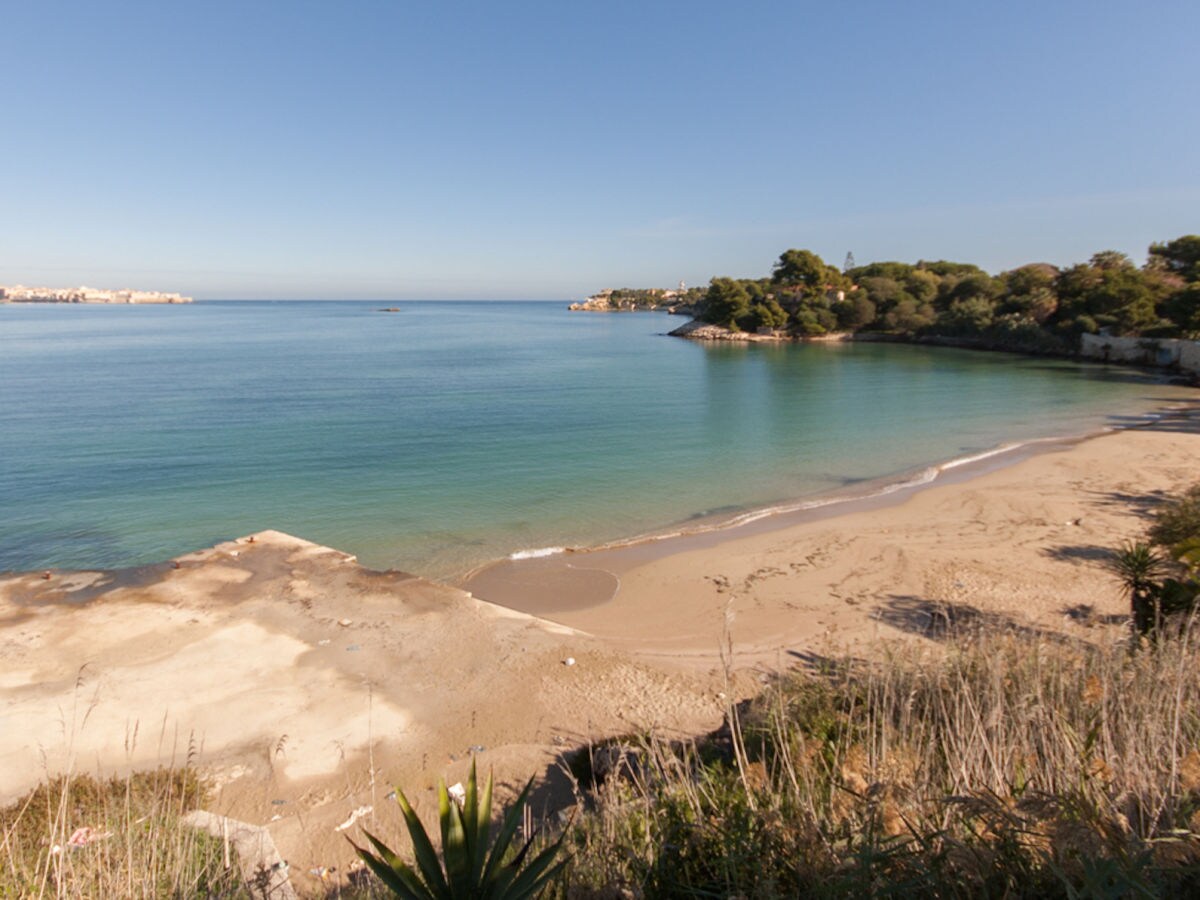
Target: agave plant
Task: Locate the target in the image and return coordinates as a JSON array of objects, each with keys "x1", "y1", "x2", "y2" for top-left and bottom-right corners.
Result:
[
  {"x1": 1108, "y1": 541, "x2": 1169, "y2": 635},
  {"x1": 349, "y1": 761, "x2": 567, "y2": 899}
]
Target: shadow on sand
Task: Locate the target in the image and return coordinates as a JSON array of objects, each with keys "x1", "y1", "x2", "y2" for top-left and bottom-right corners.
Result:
[{"x1": 869, "y1": 595, "x2": 1075, "y2": 643}]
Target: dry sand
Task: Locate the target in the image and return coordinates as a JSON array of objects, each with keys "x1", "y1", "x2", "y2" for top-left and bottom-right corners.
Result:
[{"x1": 1, "y1": 405, "x2": 1197, "y2": 890}]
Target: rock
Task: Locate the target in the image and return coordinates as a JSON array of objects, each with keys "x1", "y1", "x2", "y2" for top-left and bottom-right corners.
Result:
[{"x1": 667, "y1": 319, "x2": 786, "y2": 342}]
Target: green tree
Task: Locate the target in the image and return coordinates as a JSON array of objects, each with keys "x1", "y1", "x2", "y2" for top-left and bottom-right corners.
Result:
[
  {"x1": 1163, "y1": 284, "x2": 1200, "y2": 337},
  {"x1": 998, "y1": 265, "x2": 1059, "y2": 323},
  {"x1": 743, "y1": 297, "x2": 788, "y2": 331},
  {"x1": 1089, "y1": 250, "x2": 1134, "y2": 271},
  {"x1": 934, "y1": 297, "x2": 995, "y2": 335},
  {"x1": 771, "y1": 249, "x2": 828, "y2": 290},
  {"x1": 938, "y1": 272, "x2": 1003, "y2": 309},
  {"x1": 791, "y1": 304, "x2": 838, "y2": 335},
  {"x1": 1055, "y1": 263, "x2": 1161, "y2": 335},
  {"x1": 857, "y1": 276, "x2": 907, "y2": 307},
  {"x1": 883, "y1": 298, "x2": 935, "y2": 332},
  {"x1": 1087, "y1": 268, "x2": 1161, "y2": 334},
  {"x1": 1148, "y1": 235, "x2": 1200, "y2": 282},
  {"x1": 1000, "y1": 263, "x2": 1058, "y2": 297},
  {"x1": 847, "y1": 261, "x2": 916, "y2": 282},
  {"x1": 917, "y1": 260, "x2": 985, "y2": 278},
  {"x1": 700, "y1": 277, "x2": 752, "y2": 329},
  {"x1": 904, "y1": 268, "x2": 941, "y2": 304},
  {"x1": 997, "y1": 286, "x2": 1057, "y2": 323},
  {"x1": 832, "y1": 293, "x2": 876, "y2": 330}
]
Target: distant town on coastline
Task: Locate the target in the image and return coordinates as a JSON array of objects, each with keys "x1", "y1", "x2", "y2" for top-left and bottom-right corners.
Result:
[
  {"x1": 574, "y1": 235, "x2": 1200, "y2": 357},
  {"x1": 0, "y1": 283, "x2": 192, "y2": 304}
]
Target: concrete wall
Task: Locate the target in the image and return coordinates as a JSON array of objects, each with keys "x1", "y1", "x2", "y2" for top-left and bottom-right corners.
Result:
[{"x1": 1079, "y1": 333, "x2": 1199, "y2": 374}]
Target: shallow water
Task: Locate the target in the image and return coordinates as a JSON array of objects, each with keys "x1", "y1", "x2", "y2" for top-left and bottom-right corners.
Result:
[{"x1": 0, "y1": 301, "x2": 1191, "y2": 577}]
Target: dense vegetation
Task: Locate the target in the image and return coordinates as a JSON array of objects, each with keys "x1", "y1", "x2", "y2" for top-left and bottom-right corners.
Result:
[
  {"x1": 695, "y1": 235, "x2": 1200, "y2": 352},
  {"x1": 1111, "y1": 482, "x2": 1200, "y2": 636}
]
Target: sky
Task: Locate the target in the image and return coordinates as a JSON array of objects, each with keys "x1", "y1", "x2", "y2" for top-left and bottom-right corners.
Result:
[{"x1": 2, "y1": 0, "x2": 1198, "y2": 300}]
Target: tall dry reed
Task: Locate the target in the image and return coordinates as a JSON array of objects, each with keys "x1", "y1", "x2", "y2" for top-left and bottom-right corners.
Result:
[
  {"x1": 560, "y1": 619, "x2": 1200, "y2": 897},
  {"x1": 0, "y1": 768, "x2": 243, "y2": 898}
]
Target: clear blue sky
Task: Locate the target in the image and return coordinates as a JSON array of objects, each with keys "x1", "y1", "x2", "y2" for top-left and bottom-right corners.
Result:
[{"x1": 2, "y1": 0, "x2": 1197, "y2": 299}]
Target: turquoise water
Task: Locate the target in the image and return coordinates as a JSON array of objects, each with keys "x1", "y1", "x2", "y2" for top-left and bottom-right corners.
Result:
[{"x1": 0, "y1": 301, "x2": 1190, "y2": 578}]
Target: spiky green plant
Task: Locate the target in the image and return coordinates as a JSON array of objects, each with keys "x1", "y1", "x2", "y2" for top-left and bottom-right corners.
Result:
[
  {"x1": 350, "y1": 761, "x2": 567, "y2": 899},
  {"x1": 1109, "y1": 541, "x2": 1170, "y2": 635}
]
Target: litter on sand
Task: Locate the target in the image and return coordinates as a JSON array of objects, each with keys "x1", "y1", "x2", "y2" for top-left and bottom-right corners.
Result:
[{"x1": 333, "y1": 805, "x2": 373, "y2": 832}]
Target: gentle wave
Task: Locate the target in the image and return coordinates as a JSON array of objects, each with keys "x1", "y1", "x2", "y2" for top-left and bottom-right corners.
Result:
[
  {"x1": 563, "y1": 434, "x2": 1083, "y2": 559},
  {"x1": 508, "y1": 546, "x2": 569, "y2": 560}
]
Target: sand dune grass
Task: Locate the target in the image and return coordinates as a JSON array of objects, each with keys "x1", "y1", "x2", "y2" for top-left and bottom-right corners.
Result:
[
  {"x1": 560, "y1": 621, "x2": 1200, "y2": 898},
  {"x1": 0, "y1": 767, "x2": 244, "y2": 899}
]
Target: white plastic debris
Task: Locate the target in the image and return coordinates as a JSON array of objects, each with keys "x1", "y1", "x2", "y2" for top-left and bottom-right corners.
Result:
[
  {"x1": 447, "y1": 782, "x2": 466, "y2": 807},
  {"x1": 333, "y1": 805, "x2": 373, "y2": 832},
  {"x1": 563, "y1": 657, "x2": 576, "y2": 667}
]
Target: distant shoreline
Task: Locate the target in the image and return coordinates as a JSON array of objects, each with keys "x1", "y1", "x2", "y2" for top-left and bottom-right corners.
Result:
[
  {"x1": 665, "y1": 317, "x2": 1200, "y2": 384},
  {"x1": 0, "y1": 283, "x2": 191, "y2": 304}
]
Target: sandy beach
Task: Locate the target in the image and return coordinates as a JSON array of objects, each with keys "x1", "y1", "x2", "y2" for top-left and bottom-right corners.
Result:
[
  {"x1": 2, "y1": 403, "x2": 1197, "y2": 889},
  {"x1": 462, "y1": 408, "x2": 1200, "y2": 664}
]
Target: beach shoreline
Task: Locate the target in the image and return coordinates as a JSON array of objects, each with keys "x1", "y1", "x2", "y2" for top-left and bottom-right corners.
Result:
[
  {"x1": 3, "y1": 403, "x2": 1198, "y2": 886},
  {"x1": 458, "y1": 400, "x2": 1200, "y2": 620},
  {"x1": 460, "y1": 400, "x2": 1199, "y2": 667}
]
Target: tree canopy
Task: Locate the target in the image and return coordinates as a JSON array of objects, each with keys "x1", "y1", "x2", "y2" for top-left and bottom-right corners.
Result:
[{"x1": 686, "y1": 234, "x2": 1200, "y2": 348}]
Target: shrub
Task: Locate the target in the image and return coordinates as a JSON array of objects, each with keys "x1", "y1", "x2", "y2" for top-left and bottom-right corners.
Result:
[{"x1": 1149, "y1": 484, "x2": 1200, "y2": 548}]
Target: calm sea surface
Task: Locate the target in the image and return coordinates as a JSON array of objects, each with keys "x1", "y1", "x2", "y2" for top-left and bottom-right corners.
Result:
[{"x1": 1, "y1": 301, "x2": 1191, "y2": 578}]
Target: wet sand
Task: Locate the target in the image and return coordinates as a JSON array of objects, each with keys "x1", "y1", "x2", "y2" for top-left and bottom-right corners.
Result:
[{"x1": 463, "y1": 405, "x2": 1200, "y2": 665}]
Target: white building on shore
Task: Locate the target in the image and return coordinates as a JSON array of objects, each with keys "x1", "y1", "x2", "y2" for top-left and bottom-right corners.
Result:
[{"x1": 0, "y1": 283, "x2": 192, "y2": 303}]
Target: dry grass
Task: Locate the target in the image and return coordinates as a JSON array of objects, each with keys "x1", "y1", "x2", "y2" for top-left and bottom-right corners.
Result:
[
  {"x1": 559, "y1": 620, "x2": 1200, "y2": 898},
  {"x1": 0, "y1": 768, "x2": 245, "y2": 899},
  {"x1": 10, "y1": 623, "x2": 1200, "y2": 898}
]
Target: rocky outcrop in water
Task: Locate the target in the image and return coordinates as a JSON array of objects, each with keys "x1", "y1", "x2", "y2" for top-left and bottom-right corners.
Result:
[{"x1": 668, "y1": 319, "x2": 793, "y2": 342}]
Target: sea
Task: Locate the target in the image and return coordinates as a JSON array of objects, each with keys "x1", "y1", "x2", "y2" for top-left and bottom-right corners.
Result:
[{"x1": 1, "y1": 300, "x2": 1192, "y2": 580}]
